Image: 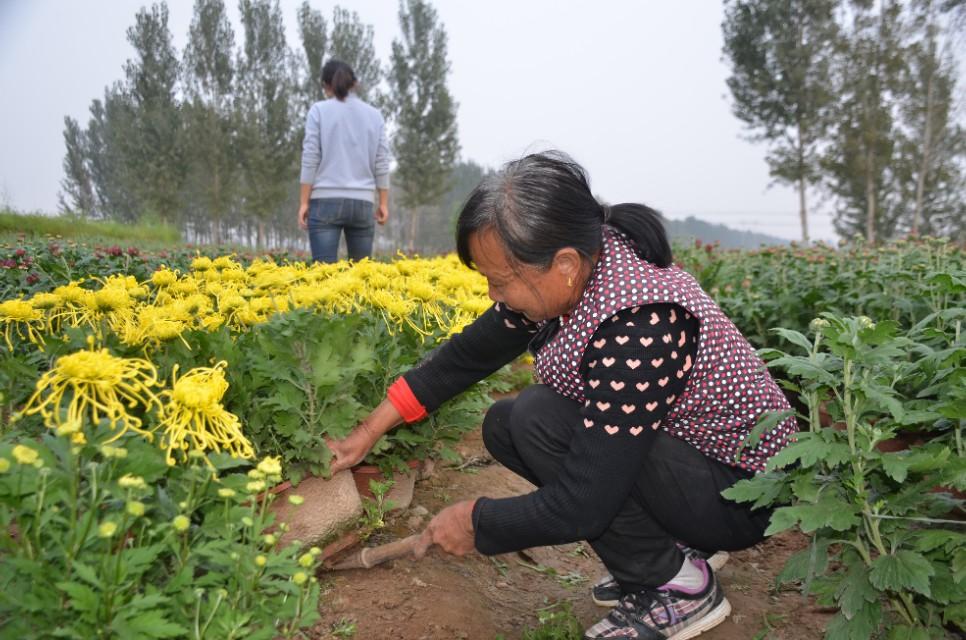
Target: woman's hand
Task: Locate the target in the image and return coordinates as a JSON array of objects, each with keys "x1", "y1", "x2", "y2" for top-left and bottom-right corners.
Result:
[
  {"x1": 298, "y1": 202, "x2": 310, "y2": 230},
  {"x1": 327, "y1": 422, "x2": 380, "y2": 475},
  {"x1": 414, "y1": 499, "x2": 477, "y2": 558},
  {"x1": 375, "y1": 203, "x2": 389, "y2": 225}
]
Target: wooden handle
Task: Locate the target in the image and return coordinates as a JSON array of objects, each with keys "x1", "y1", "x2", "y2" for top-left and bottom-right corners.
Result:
[{"x1": 358, "y1": 534, "x2": 421, "y2": 568}]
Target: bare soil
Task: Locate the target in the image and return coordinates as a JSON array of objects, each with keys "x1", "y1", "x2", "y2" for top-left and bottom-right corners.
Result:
[{"x1": 307, "y1": 428, "x2": 830, "y2": 640}]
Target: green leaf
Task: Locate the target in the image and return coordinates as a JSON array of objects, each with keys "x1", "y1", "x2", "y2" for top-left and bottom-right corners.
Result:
[
  {"x1": 56, "y1": 581, "x2": 98, "y2": 614},
  {"x1": 886, "y1": 626, "x2": 931, "y2": 640},
  {"x1": 880, "y1": 454, "x2": 911, "y2": 483},
  {"x1": 869, "y1": 551, "x2": 934, "y2": 597},
  {"x1": 764, "y1": 506, "x2": 800, "y2": 537},
  {"x1": 835, "y1": 563, "x2": 877, "y2": 618},
  {"x1": 825, "y1": 601, "x2": 881, "y2": 640},
  {"x1": 766, "y1": 433, "x2": 830, "y2": 471},
  {"x1": 112, "y1": 609, "x2": 189, "y2": 639},
  {"x1": 70, "y1": 560, "x2": 102, "y2": 588},
  {"x1": 772, "y1": 328, "x2": 815, "y2": 354}
]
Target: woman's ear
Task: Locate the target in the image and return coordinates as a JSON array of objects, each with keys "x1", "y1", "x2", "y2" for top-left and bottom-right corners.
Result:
[{"x1": 552, "y1": 247, "x2": 582, "y2": 282}]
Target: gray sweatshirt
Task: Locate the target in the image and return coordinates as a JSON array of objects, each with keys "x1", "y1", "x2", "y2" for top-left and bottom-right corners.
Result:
[{"x1": 299, "y1": 94, "x2": 390, "y2": 203}]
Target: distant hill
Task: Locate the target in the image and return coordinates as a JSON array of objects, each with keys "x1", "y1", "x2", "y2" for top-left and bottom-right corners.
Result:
[{"x1": 663, "y1": 216, "x2": 787, "y2": 249}]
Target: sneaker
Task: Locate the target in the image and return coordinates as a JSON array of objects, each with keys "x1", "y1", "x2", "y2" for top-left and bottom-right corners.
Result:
[
  {"x1": 584, "y1": 560, "x2": 731, "y2": 639},
  {"x1": 591, "y1": 546, "x2": 730, "y2": 608}
]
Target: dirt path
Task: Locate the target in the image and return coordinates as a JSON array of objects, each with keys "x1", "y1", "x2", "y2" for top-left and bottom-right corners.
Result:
[{"x1": 309, "y1": 429, "x2": 830, "y2": 639}]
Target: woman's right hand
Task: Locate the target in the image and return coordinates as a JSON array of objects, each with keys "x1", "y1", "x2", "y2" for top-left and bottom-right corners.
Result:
[
  {"x1": 298, "y1": 202, "x2": 310, "y2": 230},
  {"x1": 327, "y1": 422, "x2": 380, "y2": 475},
  {"x1": 327, "y1": 398, "x2": 404, "y2": 475}
]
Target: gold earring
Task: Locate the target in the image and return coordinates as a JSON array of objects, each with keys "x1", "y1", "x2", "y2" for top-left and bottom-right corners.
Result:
[{"x1": 567, "y1": 276, "x2": 574, "y2": 287}]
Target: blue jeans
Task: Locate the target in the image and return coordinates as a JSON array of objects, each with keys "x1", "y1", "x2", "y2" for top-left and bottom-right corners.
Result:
[{"x1": 307, "y1": 198, "x2": 375, "y2": 263}]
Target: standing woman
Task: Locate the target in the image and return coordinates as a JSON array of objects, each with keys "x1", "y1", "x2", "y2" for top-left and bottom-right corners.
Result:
[
  {"x1": 299, "y1": 59, "x2": 390, "y2": 263},
  {"x1": 327, "y1": 152, "x2": 797, "y2": 639}
]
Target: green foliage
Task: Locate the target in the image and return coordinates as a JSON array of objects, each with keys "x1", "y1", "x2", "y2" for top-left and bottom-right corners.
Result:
[
  {"x1": 388, "y1": 0, "x2": 460, "y2": 251},
  {"x1": 0, "y1": 426, "x2": 320, "y2": 638},
  {"x1": 724, "y1": 310, "x2": 966, "y2": 637},
  {"x1": 516, "y1": 602, "x2": 583, "y2": 640},
  {"x1": 359, "y1": 478, "x2": 396, "y2": 539},
  {"x1": 722, "y1": 0, "x2": 839, "y2": 243},
  {"x1": 0, "y1": 210, "x2": 180, "y2": 245}
]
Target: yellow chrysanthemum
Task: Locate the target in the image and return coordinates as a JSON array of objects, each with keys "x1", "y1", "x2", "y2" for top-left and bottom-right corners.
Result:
[
  {"x1": 150, "y1": 268, "x2": 178, "y2": 288},
  {"x1": 21, "y1": 347, "x2": 160, "y2": 440},
  {"x1": 191, "y1": 256, "x2": 213, "y2": 271},
  {"x1": 156, "y1": 362, "x2": 254, "y2": 465},
  {"x1": 0, "y1": 298, "x2": 46, "y2": 349}
]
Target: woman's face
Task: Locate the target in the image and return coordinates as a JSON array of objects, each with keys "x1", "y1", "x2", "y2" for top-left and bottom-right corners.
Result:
[{"x1": 468, "y1": 229, "x2": 582, "y2": 322}]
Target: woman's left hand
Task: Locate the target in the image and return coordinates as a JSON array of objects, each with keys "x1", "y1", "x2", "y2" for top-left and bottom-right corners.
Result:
[{"x1": 414, "y1": 499, "x2": 477, "y2": 558}]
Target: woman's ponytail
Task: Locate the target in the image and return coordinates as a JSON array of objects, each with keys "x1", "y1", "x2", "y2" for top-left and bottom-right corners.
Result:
[
  {"x1": 321, "y1": 59, "x2": 357, "y2": 101},
  {"x1": 607, "y1": 203, "x2": 672, "y2": 267}
]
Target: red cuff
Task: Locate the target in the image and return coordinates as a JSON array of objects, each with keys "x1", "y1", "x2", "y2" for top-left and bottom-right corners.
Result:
[{"x1": 387, "y1": 377, "x2": 428, "y2": 423}]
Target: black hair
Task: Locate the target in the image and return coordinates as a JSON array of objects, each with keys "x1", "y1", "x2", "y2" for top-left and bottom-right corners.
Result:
[
  {"x1": 456, "y1": 151, "x2": 672, "y2": 272},
  {"x1": 321, "y1": 59, "x2": 356, "y2": 101}
]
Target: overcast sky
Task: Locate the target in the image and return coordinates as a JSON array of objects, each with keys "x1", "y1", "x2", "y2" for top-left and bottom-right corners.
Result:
[{"x1": 0, "y1": 0, "x2": 844, "y2": 241}]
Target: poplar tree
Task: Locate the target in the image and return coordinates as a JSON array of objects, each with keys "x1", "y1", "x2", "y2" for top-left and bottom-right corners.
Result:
[
  {"x1": 59, "y1": 117, "x2": 97, "y2": 217},
  {"x1": 236, "y1": 0, "x2": 297, "y2": 248},
  {"x1": 722, "y1": 0, "x2": 839, "y2": 244},
  {"x1": 123, "y1": 2, "x2": 184, "y2": 225},
  {"x1": 896, "y1": 0, "x2": 965, "y2": 238},
  {"x1": 183, "y1": 0, "x2": 237, "y2": 244},
  {"x1": 824, "y1": 0, "x2": 907, "y2": 243},
  {"x1": 330, "y1": 7, "x2": 383, "y2": 106},
  {"x1": 388, "y1": 0, "x2": 459, "y2": 252},
  {"x1": 296, "y1": 1, "x2": 327, "y2": 109}
]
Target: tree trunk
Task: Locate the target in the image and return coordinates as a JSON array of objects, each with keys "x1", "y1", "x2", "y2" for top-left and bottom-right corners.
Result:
[
  {"x1": 865, "y1": 149, "x2": 877, "y2": 245},
  {"x1": 257, "y1": 220, "x2": 266, "y2": 250},
  {"x1": 912, "y1": 46, "x2": 937, "y2": 237},
  {"x1": 796, "y1": 124, "x2": 810, "y2": 245},
  {"x1": 408, "y1": 206, "x2": 420, "y2": 255}
]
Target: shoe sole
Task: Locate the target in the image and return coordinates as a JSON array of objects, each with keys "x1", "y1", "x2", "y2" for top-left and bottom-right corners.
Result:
[
  {"x1": 591, "y1": 552, "x2": 731, "y2": 608},
  {"x1": 667, "y1": 598, "x2": 732, "y2": 640},
  {"x1": 591, "y1": 594, "x2": 619, "y2": 607}
]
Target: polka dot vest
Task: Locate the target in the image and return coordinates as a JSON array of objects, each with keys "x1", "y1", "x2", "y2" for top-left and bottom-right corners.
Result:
[{"x1": 534, "y1": 226, "x2": 797, "y2": 472}]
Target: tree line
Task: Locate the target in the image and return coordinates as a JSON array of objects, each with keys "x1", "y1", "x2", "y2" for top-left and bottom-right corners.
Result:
[
  {"x1": 59, "y1": 0, "x2": 461, "y2": 253},
  {"x1": 723, "y1": 0, "x2": 965, "y2": 244}
]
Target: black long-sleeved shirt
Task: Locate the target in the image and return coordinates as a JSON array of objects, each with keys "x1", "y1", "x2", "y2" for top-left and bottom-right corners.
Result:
[{"x1": 401, "y1": 301, "x2": 698, "y2": 555}]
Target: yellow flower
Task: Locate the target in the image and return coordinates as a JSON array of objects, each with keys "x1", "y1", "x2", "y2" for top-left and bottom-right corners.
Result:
[
  {"x1": 263, "y1": 534, "x2": 277, "y2": 546},
  {"x1": 0, "y1": 298, "x2": 45, "y2": 349},
  {"x1": 256, "y1": 456, "x2": 282, "y2": 477},
  {"x1": 12, "y1": 444, "x2": 38, "y2": 465},
  {"x1": 71, "y1": 431, "x2": 87, "y2": 446},
  {"x1": 21, "y1": 347, "x2": 160, "y2": 441},
  {"x1": 241, "y1": 516, "x2": 254, "y2": 527},
  {"x1": 126, "y1": 501, "x2": 146, "y2": 517},
  {"x1": 91, "y1": 286, "x2": 133, "y2": 313},
  {"x1": 247, "y1": 468, "x2": 264, "y2": 480},
  {"x1": 118, "y1": 474, "x2": 147, "y2": 490},
  {"x1": 100, "y1": 444, "x2": 128, "y2": 459},
  {"x1": 293, "y1": 571, "x2": 308, "y2": 586},
  {"x1": 246, "y1": 480, "x2": 266, "y2": 493},
  {"x1": 255, "y1": 555, "x2": 267, "y2": 567},
  {"x1": 288, "y1": 494, "x2": 304, "y2": 506},
  {"x1": 98, "y1": 521, "x2": 117, "y2": 538},
  {"x1": 309, "y1": 546, "x2": 321, "y2": 557},
  {"x1": 55, "y1": 418, "x2": 83, "y2": 437},
  {"x1": 0, "y1": 458, "x2": 10, "y2": 473},
  {"x1": 156, "y1": 362, "x2": 254, "y2": 465},
  {"x1": 172, "y1": 515, "x2": 190, "y2": 532},
  {"x1": 191, "y1": 256, "x2": 213, "y2": 271},
  {"x1": 298, "y1": 553, "x2": 314, "y2": 568},
  {"x1": 151, "y1": 268, "x2": 178, "y2": 287},
  {"x1": 218, "y1": 488, "x2": 236, "y2": 499}
]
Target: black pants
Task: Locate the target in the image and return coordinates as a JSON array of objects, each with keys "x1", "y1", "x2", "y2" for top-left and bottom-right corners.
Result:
[{"x1": 481, "y1": 385, "x2": 772, "y2": 592}]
